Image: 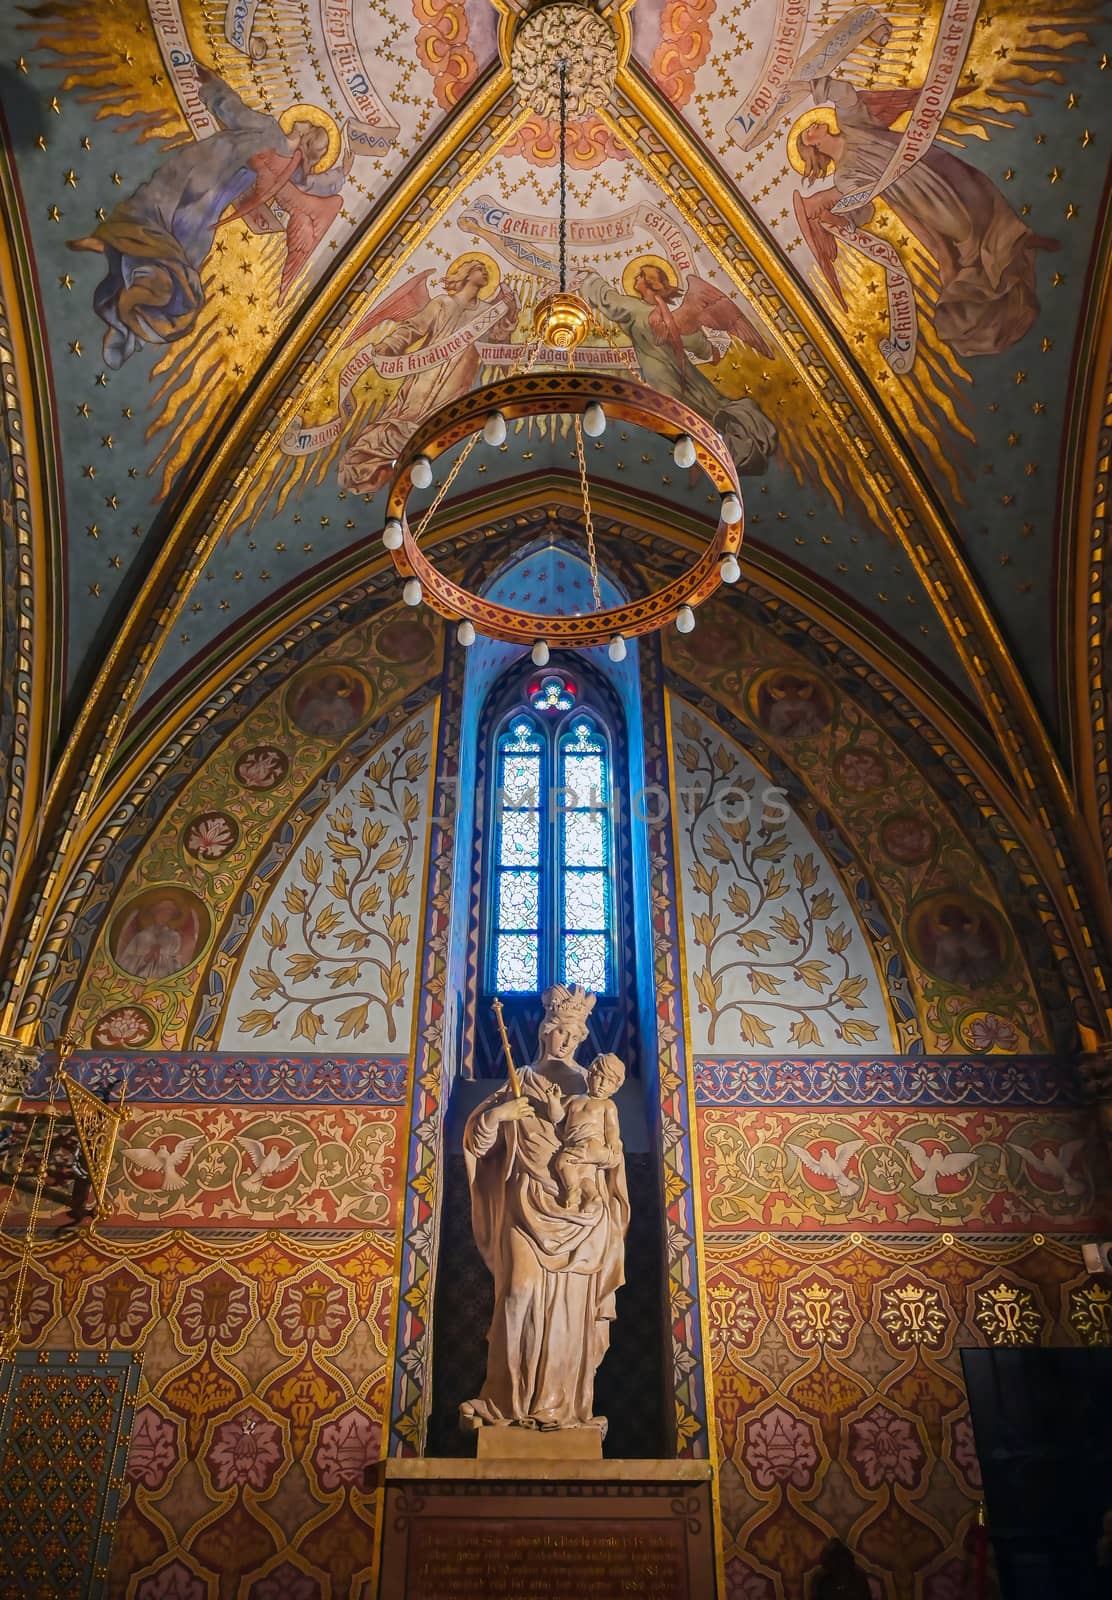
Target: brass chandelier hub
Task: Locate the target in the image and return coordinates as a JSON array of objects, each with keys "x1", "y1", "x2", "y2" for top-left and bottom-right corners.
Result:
[{"x1": 532, "y1": 290, "x2": 592, "y2": 351}]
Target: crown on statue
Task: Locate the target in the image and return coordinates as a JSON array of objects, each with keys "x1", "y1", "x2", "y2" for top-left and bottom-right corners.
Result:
[{"x1": 541, "y1": 984, "x2": 597, "y2": 1028}]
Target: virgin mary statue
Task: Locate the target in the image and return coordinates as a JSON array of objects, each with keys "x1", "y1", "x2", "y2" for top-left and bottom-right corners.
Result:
[{"x1": 460, "y1": 985, "x2": 630, "y2": 1435}]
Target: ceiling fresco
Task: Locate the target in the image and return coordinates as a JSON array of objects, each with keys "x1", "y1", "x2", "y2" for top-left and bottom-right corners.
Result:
[{"x1": 1, "y1": 0, "x2": 1112, "y2": 1033}]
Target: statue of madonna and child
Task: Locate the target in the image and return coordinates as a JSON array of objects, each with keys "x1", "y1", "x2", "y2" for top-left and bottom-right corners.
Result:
[{"x1": 460, "y1": 984, "x2": 630, "y2": 1439}]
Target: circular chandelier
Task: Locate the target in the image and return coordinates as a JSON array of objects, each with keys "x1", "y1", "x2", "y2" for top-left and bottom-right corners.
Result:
[{"x1": 380, "y1": 2, "x2": 744, "y2": 661}]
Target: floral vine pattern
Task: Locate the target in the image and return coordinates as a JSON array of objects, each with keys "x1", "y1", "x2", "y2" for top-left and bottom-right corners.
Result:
[
  {"x1": 225, "y1": 708, "x2": 434, "y2": 1050},
  {"x1": 674, "y1": 704, "x2": 889, "y2": 1054}
]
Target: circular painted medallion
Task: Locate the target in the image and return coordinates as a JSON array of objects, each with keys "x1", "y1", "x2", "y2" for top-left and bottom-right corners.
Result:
[
  {"x1": 234, "y1": 745, "x2": 289, "y2": 791},
  {"x1": 880, "y1": 812, "x2": 937, "y2": 867},
  {"x1": 286, "y1": 664, "x2": 369, "y2": 738},
  {"x1": 182, "y1": 810, "x2": 240, "y2": 863},
  {"x1": 91, "y1": 1005, "x2": 157, "y2": 1049},
  {"x1": 748, "y1": 668, "x2": 834, "y2": 740},
  {"x1": 108, "y1": 887, "x2": 211, "y2": 980},
  {"x1": 907, "y1": 892, "x2": 1007, "y2": 990}
]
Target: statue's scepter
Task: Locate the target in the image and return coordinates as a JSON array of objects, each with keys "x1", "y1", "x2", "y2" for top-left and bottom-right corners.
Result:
[{"x1": 490, "y1": 997, "x2": 523, "y2": 1098}]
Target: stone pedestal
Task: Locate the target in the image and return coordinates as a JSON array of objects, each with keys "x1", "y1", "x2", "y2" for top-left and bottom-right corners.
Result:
[
  {"x1": 474, "y1": 1424, "x2": 603, "y2": 1461},
  {"x1": 374, "y1": 1458, "x2": 717, "y2": 1599}
]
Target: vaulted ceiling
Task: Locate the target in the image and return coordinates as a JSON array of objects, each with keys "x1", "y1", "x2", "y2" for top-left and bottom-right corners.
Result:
[{"x1": 1, "y1": 0, "x2": 1111, "y2": 1034}]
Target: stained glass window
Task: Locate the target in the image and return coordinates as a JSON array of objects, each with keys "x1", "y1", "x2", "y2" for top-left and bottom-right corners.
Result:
[
  {"x1": 529, "y1": 673, "x2": 577, "y2": 713},
  {"x1": 488, "y1": 702, "x2": 615, "y2": 997},
  {"x1": 558, "y1": 719, "x2": 612, "y2": 994},
  {"x1": 493, "y1": 719, "x2": 543, "y2": 992}
]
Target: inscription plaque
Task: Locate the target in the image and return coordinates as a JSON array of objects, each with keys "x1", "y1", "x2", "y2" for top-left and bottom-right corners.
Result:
[
  {"x1": 409, "y1": 1522, "x2": 684, "y2": 1598},
  {"x1": 375, "y1": 1460, "x2": 717, "y2": 1600}
]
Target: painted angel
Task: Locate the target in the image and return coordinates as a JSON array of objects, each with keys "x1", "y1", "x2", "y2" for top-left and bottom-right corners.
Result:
[
  {"x1": 71, "y1": 64, "x2": 351, "y2": 368},
  {"x1": 791, "y1": 77, "x2": 1056, "y2": 358},
  {"x1": 338, "y1": 258, "x2": 518, "y2": 493},
  {"x1": 576, "y1": 260, "x2": 777, "y2": 474}
]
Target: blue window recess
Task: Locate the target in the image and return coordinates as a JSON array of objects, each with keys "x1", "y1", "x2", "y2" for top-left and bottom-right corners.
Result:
[{"x1": 489, "y1": 683, "x2": 616, "y2": 997}]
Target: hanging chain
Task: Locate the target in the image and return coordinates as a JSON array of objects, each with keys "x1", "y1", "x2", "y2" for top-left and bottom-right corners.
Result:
[
  {"x1": 558, "y1": 60, "x2": 568, "y2": 296},
  {"x1": 411, "y1": 340, "x2": 543, "y2": 546},
  {"x1": 574, "y1": 414, "x2": 603, "y2": 612}
]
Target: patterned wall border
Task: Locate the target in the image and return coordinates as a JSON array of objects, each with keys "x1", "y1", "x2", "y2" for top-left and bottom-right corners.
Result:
[
  {"x1": 0, "y1": 222, "x2": 47, "y2": 968},
  {"x1": 694, "y1": 1057, "x2": 1079, "y2": 1108},
  {"x1": 0, "y1": 1349, "x2": 140, "y2": 1599},
  {"x1": 25, "y1": 1051, "x2": 408, "y2": 1106},
  {"x1": 652, "y1": 646, "x2": 711, "y2": 1456},
  {"x1": 388, "y1": 639, "x2": 457, "y2": 1455}
]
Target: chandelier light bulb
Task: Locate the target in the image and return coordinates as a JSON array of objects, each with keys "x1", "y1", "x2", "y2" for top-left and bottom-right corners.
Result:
[
  {"x1": 411, "y1": 455, "x2": 433, "y2": 489},
  {"x1": 531, "y1": 640, "x2": 550, "y2": 666},
  {"x1": 457, "y1": 619, "x2": 476, "y2": 647},
  {"x1": 673, "y1": 434, "x2": 696, "y2": 469},
  {"x1": 582, "y1": 402, "x2": 606, "y2": 439},
  {"x1": 382, "y1": 519, "x2": 404, "y2": 551},
  {"x1": 675, "y1": 605, "x2": 696, "y2": 635},
  {"x1": 608, "y1": 634, "x2": 627, "y2": 662},
  {"x1": 483, "y1": 410, "x2": 507, "y2": 447},
  {"x1": 403, "y1": 578, "x2": 423, "y2": 607},
  {"x1": 720, "y1": 491, "x2": 742, "y2": 526},
  {"x1": 719, "y1": 552, "x2": 741, "y2": 585}
]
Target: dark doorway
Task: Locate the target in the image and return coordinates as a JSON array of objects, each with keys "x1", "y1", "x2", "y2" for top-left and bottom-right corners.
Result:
[{"x1": 962, "y1": 1346, "x2": 1112, "y2": 1599}]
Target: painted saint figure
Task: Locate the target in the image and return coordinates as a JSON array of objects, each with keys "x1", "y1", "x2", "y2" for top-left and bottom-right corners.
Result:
[
  {"x1": 339, "y1": 257, "x2": 518, "y2": 494},
  {"x1": 70, "y1": 64, "x2": 351, "y2": 368},
  {"x1": 576, "y1": 259, "x2": 778, "y2": 474},
  {"x1": 791, "y1": 77, "x2": 1056, "y2": 358},
  {"x1": 460, "y1": 986, "x2": 629, "y2": 1434}
]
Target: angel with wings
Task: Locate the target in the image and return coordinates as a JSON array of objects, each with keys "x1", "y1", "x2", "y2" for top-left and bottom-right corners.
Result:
[
  {"x1": 791, "y1": 75, "x2": 1056, "y2": 359},
  {"x1": 71, "y1": 64, "x2": 350, "y2": 368},
  {"x1": 576, "y1": 259, "x2": 778, "y2": 474}
]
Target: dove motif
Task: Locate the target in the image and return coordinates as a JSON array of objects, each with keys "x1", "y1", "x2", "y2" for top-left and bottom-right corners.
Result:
[
  {"x1": 898, "y1": 1138, "x2": 978, "y2": 1197},
  {"x1": 786, "y1": 1139, "x2": 864, "y2": 1199},
  {"x1": 236, "y1": 1136, "x2": 308, "y2": 1196},
  {"x1": 119, "y1": 1135, "x2": 202, "y2": 1193},
  {"x1": 1009, "y1": 1138, "x2": 1086, "y2": 1197}
]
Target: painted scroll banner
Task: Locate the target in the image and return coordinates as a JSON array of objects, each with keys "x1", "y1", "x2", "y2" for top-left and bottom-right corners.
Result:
[
  {"x1": 475, "y1": 343, "x2": 639, "y2": 370},
  {"x1": 730, "y1": 3, "x2": 887, "y2": 152},
  {"x1": 833, "y1": 0, "x2": 981, "y2": 213},
  {"x1": 838, "y1": 223, "x2": 918, "y2": 373},
  {"x1": 318, "y1": 0, "x2": 400, "y2": 154},
  {"x1": 149, "y1": 0, "x2": 218, "y2": 136},
  {"x1": 459, "y1": 197, "x2": 696, "y2": 281},
  {"x1": 278, "y1": 296, "x2": 512, "y2": 455},
  {"x1": 224, "y1": 0, "x2": 267, "y2": 59}
]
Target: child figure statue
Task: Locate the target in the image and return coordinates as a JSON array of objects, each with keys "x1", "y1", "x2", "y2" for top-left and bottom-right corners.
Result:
[{"x1": 548, "y1": 1053, "x2": 625, "y2": 1212}]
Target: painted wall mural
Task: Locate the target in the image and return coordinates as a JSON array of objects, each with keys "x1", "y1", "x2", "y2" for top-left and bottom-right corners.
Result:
[
  {"x1": 108, "y1": 1104, "x2": 399, "y2": 1229},
  {"x1": 671, "y1": 697, "x2": 895, "y2": 1055},
  {"x1": 24, "y1": 0, "x2": 494, "y2": 496},
  {"x1": 705, "y1": 1233, "x2": 1108, "y2": 1600},
  {"x1": 665, "y1": 602, "x2": 1052, "y2": 1052},
  {"x1": 253, "y1": 158, "x2": 879, "y2": 526},
  {"x1": 0, "y1": 1230, "x2": 397, "y2": 1598},
  {"x1": 219, "y1": 702, "x2": 435, "y2": 1052},
  {"x1": 62, "y1": 610, "x2": 440, "y2": 1049},
  {"x1": 697, "y1": 1106, "x2": 1102, "y2": 1231}
]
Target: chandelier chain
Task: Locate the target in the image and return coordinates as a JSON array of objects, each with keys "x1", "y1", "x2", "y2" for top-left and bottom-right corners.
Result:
[
  {"x1": 573, "y1": 414, "x2": 602, "y2": 612},
  {"x1": 558, "y1": 60, "x2": 567, "y2": 296},
  {"x1": 411, "y1": 342, "x2": 543, "y2": 546}
]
